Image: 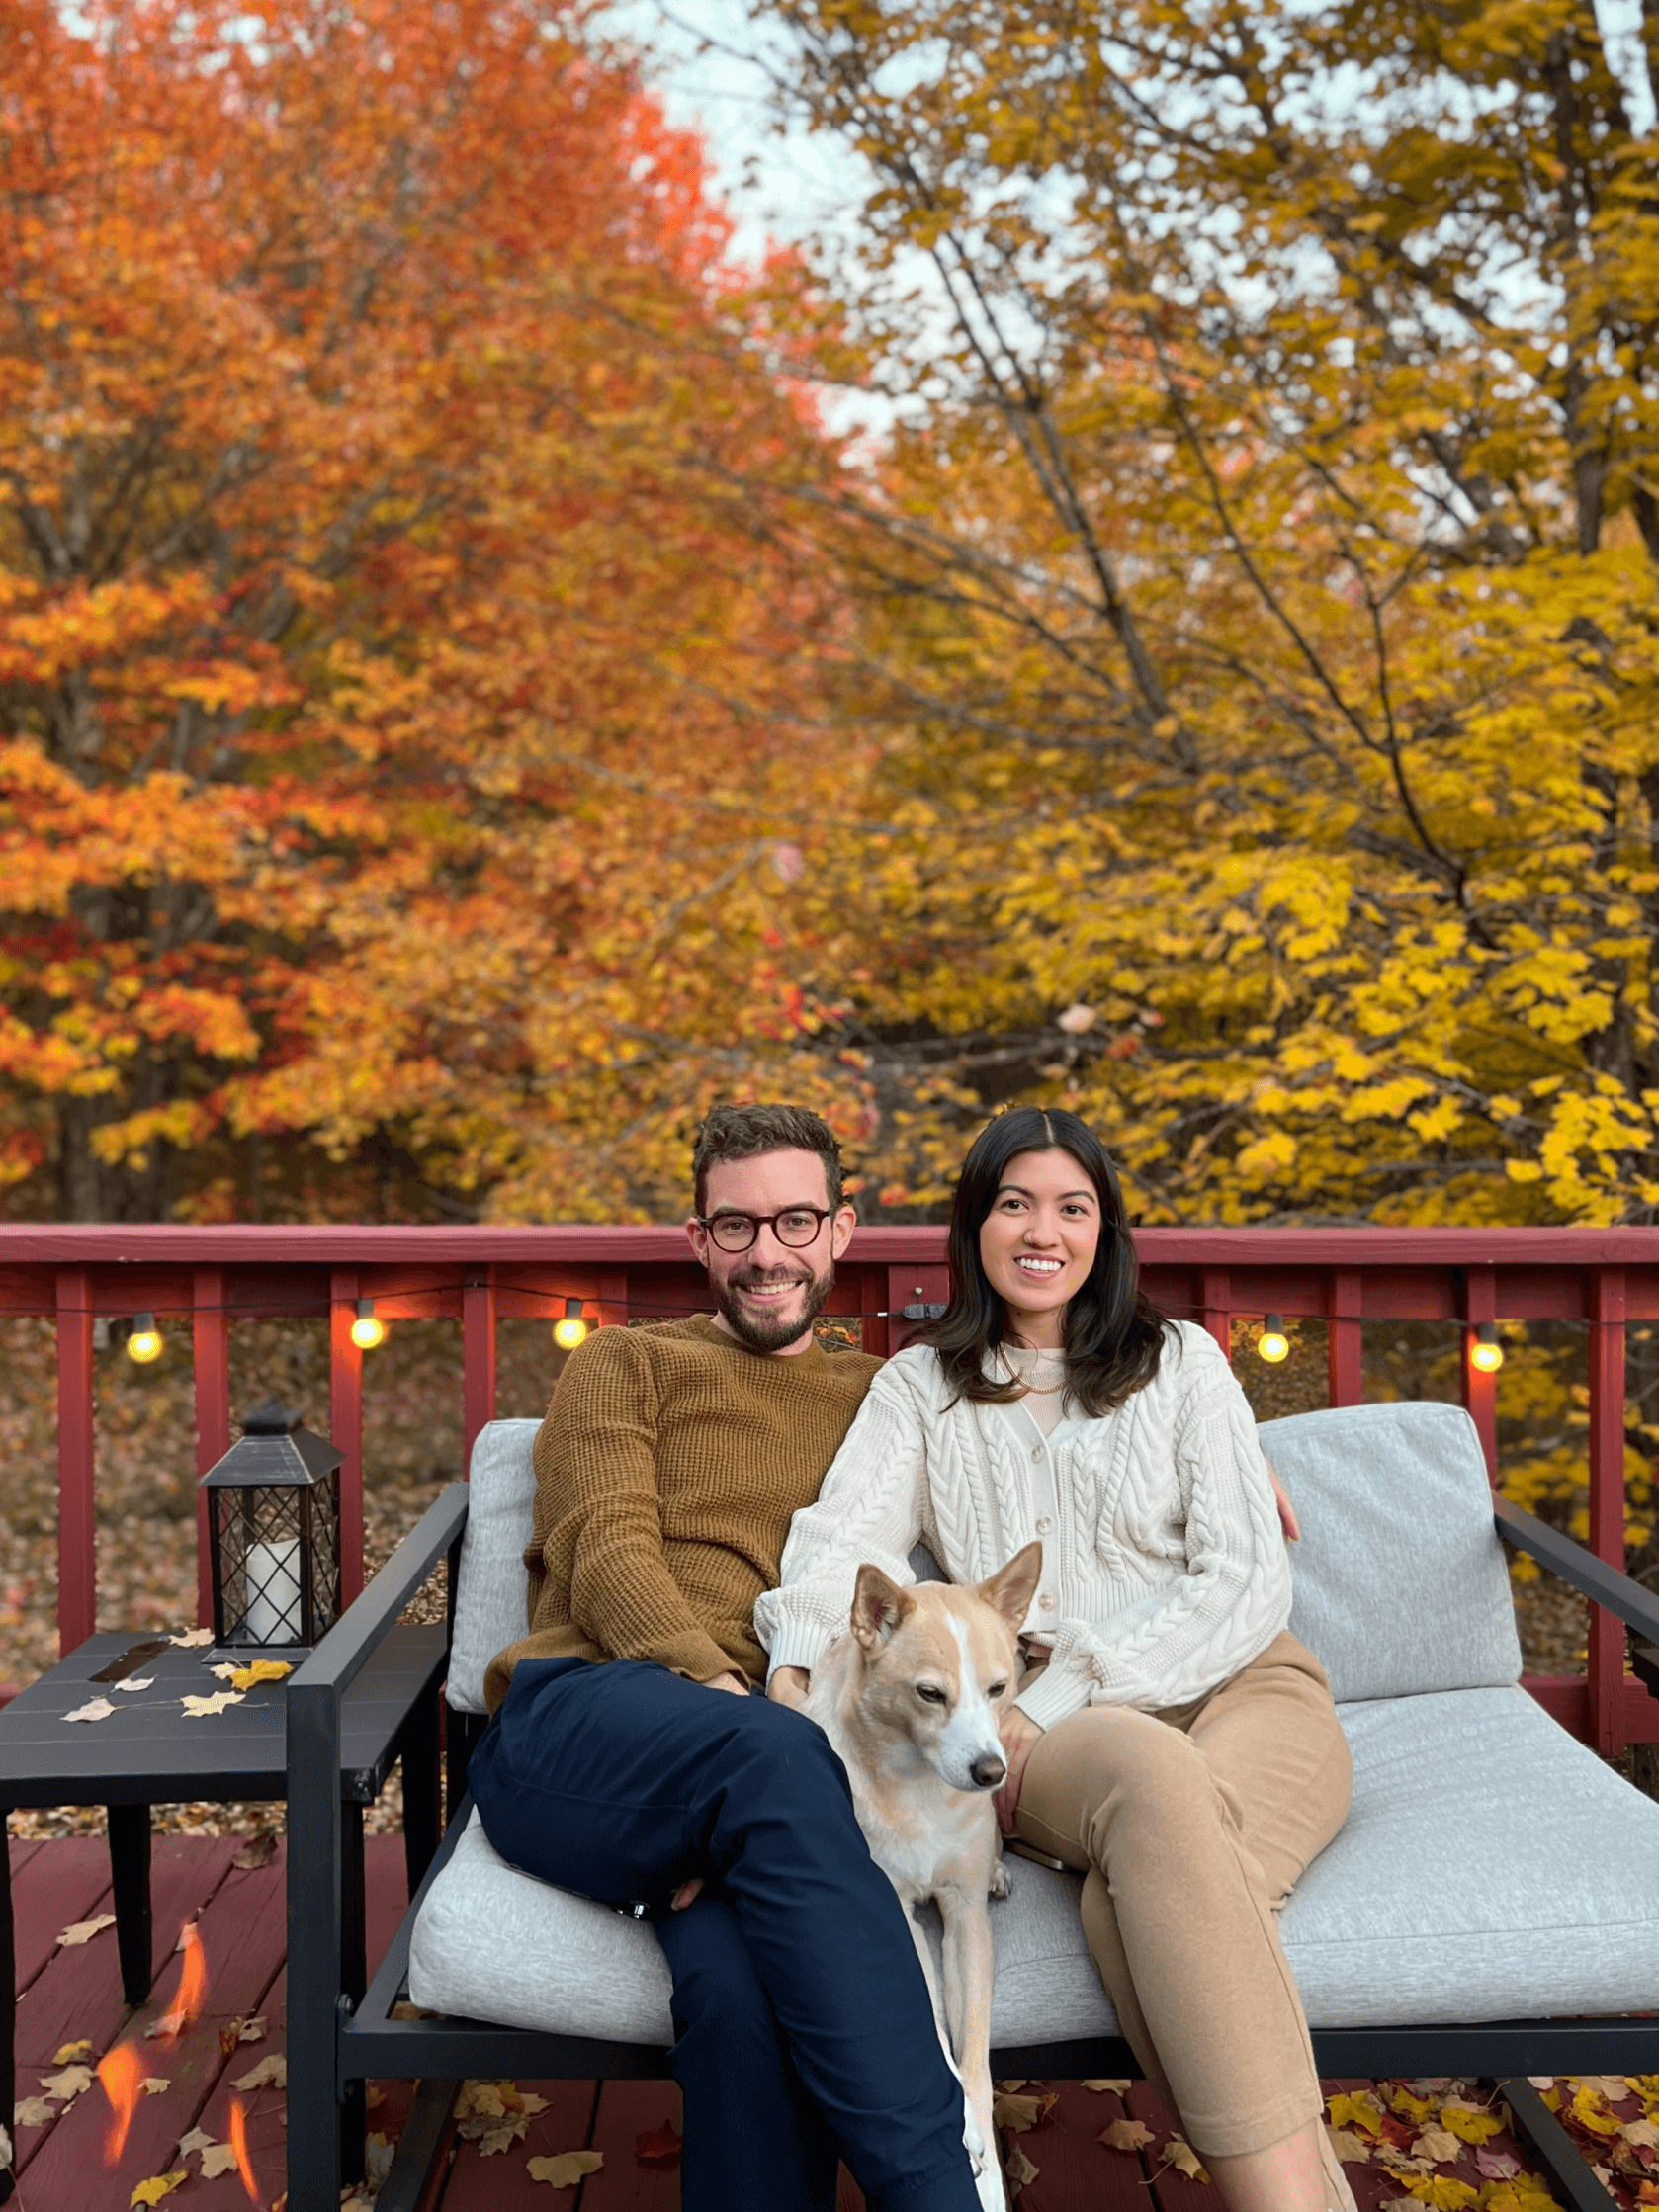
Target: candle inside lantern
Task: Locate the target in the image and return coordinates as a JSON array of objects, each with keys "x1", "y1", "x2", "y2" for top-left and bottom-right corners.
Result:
[{"x1": 242, "y1": 1538, "x2": 303, "y2": 1644}]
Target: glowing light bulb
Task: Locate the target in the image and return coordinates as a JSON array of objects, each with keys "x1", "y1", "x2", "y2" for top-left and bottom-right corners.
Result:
[
  {"x1": 1257, "y1": 1315, "x2": 1290, "y2": 1364},
  {"x1": 553, "y1": 1299, "x2": 589, "y2": 1351},
  {"x1": 1470, "y1": 1323, "x2": 1504, "y2": 1375},
  {"x1": 350, "y1": 1298, "x2": 385, "y2": 1350},
  {"x1": 127, "y1": 1314, "x2": 164, "y2": 1365}
]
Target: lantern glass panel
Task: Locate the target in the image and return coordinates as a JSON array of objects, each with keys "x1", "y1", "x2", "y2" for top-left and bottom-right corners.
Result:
[{"x1": 213, "y1": 1470, "x2": 340, "y2": 1648}]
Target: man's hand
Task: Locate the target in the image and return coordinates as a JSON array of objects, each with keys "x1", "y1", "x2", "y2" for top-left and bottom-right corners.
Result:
[
  {"x1": 705, "y1": 1670, "x2": 751, "y2": 1697},
  {"x1": 995, "y1": 1706, "x2": 1045, "y2": 1835},
  {"x1": 768, "y1": 1665, "x2": 812, "y2": 1710},
  {"x1": 1267, "y1": 1462, "x2": 1300, "y2": 1543}
]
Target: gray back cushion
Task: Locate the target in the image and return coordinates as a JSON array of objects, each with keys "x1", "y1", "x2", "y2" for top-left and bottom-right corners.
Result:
[
  {"x1": 447, "y1": 1418, "x2": 541, "y2": 1715},
  {"x1": 1266, "y1": 1401, "x2": 1521, "y2": 1703}
]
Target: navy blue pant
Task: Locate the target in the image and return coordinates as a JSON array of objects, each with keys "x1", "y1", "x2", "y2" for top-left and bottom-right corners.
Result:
[{"x1": 470, "y1": 1658, "x2": 979, "y2": 2212}]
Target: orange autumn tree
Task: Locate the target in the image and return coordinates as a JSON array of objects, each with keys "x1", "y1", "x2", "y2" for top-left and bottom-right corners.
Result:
[{"x1": 0, "y1": 0, "x2": 862, "y2": 1224}]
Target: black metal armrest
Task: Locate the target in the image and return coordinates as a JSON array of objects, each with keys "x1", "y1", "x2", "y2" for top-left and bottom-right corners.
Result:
[
  {"x1": 1494, "y1": 1494, "x2": 1659, "y2": 1645},
  {"x1": 295, "y1": 1483, "x2": 471, "y2": 1707}
]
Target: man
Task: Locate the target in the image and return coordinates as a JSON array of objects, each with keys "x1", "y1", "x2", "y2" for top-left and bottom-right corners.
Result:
[{"x1": 471, "y1": 1103, "x2": 982, "y2": 2212}]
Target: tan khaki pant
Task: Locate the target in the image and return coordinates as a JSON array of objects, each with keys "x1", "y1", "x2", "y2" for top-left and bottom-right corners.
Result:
[{"x1": 1015, "y1": 1630, "x2": 1353, "y2": 2161}]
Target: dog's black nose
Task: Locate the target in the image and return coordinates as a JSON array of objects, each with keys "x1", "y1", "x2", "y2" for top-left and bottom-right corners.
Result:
[{"x1": 970, "y1": 1753, "x2": 1006, "y2": 1790}]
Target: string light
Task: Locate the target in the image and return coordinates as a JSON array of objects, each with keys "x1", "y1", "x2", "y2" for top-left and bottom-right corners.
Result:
[
  {"x1": 126, "y1": 1313, "x2": 164, "y2": 1365},
  {"x1": 350, "y1": 1298, "x2": 386, "y2": 1350},
  {"x1": 553, "y1": 1298, "x2": 590, "y2": 1351},
  {"x1": 1257, "y1": 1315, "x2": 1290, "y2": 1364},
  {"x1": 1470, "y1": 1321, "x2": 1504, "y2": 1375}
]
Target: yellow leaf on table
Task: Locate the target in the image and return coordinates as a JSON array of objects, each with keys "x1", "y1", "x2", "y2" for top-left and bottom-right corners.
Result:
[
  {"x1": 526, "y1": 2150, "x2": 604, "y2": 2186},
  {"x1": 1082, "y1": 2079, "x2": 1132, "y2": 2093},
  {"x1": 1441, "y1": 2102, "x2": 1504, "y2": 2145},
  {"x1": 201, "y1": 2144, "x2": 243, "y2": 2179},
  {"x1": 51, "y1": 2041, "x2": 93, "y2": 2065},
  {"x1": 1099, "y1": 2117, "x2": 1155, "y2": 2151},
  {"x1": 180, "y1": 1691, "x2": 244, "y2": 1718},
  {"x1": 229, "y1": 1659, "x2": 293, "y2": 1690},
  {"x1": 130, "y1": 2174, "x2": 186, "y2": 2207},
  {"x1": 1160, "y1": 2135, "x2": 1209, "y2": 2181},
  {"x1": 1328, "y1": 2128, "x2": 1373, "y2": 2165},
  {"x1": 1415, "y1": 2127, "x2": 1462, "y2": 2163},
  {"x1": 39, "y1": 2066, "x2": 94, "y2": 2100},
  {"x1": 230, "y1": 2054, "x2": 287, "y2": 2090}
]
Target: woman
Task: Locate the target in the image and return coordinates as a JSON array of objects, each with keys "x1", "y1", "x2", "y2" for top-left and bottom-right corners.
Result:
[{"x1": 755, "y1": 1107, "x2": 1354, "y2": 2212}]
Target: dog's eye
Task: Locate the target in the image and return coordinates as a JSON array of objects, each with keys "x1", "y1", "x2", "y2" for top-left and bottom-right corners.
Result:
[
  {"x1": 917, "y1": 1684, "x2": 947, "y2": 1704},
  {"x1": 989, "y1": 1682, "x2": 1008, "y2": 1700}
]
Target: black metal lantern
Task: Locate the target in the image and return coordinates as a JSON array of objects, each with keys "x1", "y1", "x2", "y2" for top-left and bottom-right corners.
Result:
[{"x1": 200, "y1": 1400, "x2": 344, "y2": 1650}]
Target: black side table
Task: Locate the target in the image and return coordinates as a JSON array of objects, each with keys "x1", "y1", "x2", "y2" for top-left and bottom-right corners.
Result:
[{"x1": 0, "y1": 1624, "x2": 445, "y2": 2204}]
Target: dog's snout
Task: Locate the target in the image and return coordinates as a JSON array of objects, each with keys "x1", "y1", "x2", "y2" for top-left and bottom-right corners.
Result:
[{"x1": 969, "y1": 1752, "x2": 1006, "y2": 1790}]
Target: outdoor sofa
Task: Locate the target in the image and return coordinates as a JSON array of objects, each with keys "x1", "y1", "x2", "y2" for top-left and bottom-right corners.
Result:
[{"x1": 285, "y1": 1398, "x2": 1659, "y2": 2212}]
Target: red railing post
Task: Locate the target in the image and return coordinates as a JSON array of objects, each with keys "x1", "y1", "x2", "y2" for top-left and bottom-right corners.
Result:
[
  {"x1": 54, "y1": 1266, "x2": 97, "y2": 1655},
  {"x1": 1200, "y1": 1269, "x2": 1231, "y2": 1359},
  {"x1": 330, "y1": 1267, "x2": 366, "y2": 1606},
  {"x1": 462, "y1": 1273, "x2": 497, "y2": 1476},
  {"x1": 192, "y1": 1267, "x2": 231, "y2": 1629},
  {"x1": 1327, "y1": 1269, "x2": 1363, "y2": 1406},
  {"x1": 1587, "y1": 1266, "x2": 1628, "y2": 1758},
  {"x1": 1459, "y1": 1266, "x2": 1499, "y2": 1483}
]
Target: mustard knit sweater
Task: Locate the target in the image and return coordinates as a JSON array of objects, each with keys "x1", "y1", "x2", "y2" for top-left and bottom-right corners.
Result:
[{"x1": 482, "y1": 1315, "x2": 879, "y2": 1712}]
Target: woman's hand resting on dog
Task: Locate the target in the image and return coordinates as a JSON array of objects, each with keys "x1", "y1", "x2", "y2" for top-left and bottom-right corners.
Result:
[
  {"x1": 995, "y1": 1706, "x2": 1045, "y2": 1832},
  {"x1": 768, "y1": 1664, "x2": 813, "y2": 1710}
]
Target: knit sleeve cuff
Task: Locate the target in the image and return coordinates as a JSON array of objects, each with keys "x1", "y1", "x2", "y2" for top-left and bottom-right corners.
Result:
[
  {"x1": 1014, "y1": 1658, "x2": 1095, "y2": 1732},
  {"x1": 763, "y1": 1614, "x2": 838, "y2": 1680}
]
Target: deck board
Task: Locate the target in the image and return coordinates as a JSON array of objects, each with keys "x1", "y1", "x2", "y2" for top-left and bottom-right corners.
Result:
[{"x1": 6, "y1": 1837, "x2": 1611, "y2": 2212}]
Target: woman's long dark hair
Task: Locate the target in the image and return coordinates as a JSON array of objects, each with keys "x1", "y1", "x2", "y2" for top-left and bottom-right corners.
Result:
[{"x1": 927, "y1": 1107, "x2": 1169, "y2": 1416}]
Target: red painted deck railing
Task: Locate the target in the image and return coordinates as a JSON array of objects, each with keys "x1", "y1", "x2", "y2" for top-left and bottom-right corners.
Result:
[{"x1": 2, "y1": 1224, "x2": 1656, "y2": 1758}]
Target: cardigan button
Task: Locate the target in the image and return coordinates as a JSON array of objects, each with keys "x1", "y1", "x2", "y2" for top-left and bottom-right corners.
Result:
[
  {"x1": 1032, "y1": 1444, "x2": 1044, "y2": 1461},
  {"x1": 1035, "y1": 1515, "x2": 1053, "y2": 1535},
  {"x1": 1038, "y1": 1592, "x2": 1056, "y2": 1609}
]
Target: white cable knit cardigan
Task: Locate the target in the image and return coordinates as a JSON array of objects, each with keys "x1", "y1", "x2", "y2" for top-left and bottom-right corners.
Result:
[{"x1": 753, "y1": 1321, "x2": 1292, "y2": 1732}]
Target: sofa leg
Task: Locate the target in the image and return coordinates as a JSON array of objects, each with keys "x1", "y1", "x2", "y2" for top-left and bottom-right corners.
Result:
[
  {"x1": 374, "y1": 2077, "x2": 460, "y2": 2212},
  {"x1": 1500, "y1": 2078, "x2": 1621, "y2": 2211}
]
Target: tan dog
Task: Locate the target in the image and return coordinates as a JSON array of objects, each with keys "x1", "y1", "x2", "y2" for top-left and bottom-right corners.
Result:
[{"x1": 807, "y1": 1544, "x2": 1043, "y2": 2212}]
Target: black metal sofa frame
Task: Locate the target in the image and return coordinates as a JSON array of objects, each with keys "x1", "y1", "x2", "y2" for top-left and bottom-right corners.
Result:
[{"x1": 285, "y1": 1481, "x2": 1659, "y2": 2212}]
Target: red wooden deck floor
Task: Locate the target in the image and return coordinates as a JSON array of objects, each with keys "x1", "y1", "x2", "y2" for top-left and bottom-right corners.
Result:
[{"x1": 7, "y1": 1836, "x2": 1595, "y2": 2212}]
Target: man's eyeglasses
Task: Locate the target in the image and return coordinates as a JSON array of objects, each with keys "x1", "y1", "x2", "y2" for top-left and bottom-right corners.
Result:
[{"x1": 696, "y1": 1207, "x2": 832, "y2": 1253}]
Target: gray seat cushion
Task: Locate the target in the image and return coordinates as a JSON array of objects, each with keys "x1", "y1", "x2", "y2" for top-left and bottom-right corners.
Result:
[
  {"x1": 447, "y1": 1419, "x2": 541, "y2": 1715},
  {"x1": 1267, "y1": 1401, "x2": 1523, "y2": 1703},
  {"x1": 407, "y1": 1685, "x2": 1659, "y2": 2044}
]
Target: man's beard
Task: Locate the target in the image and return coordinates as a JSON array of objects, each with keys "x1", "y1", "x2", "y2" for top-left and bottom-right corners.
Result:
[{"x1": 713, "y1": 1258, "x2": 835, "y2": 1353}]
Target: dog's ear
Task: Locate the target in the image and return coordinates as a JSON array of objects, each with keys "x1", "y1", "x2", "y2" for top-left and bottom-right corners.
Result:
[
  {"x1": 851, "y1": 1564, "x2": 914, "y2": 1652},
  {"x1": 978, "y1": 1541, "x2": 1043, "y2": 1631}
]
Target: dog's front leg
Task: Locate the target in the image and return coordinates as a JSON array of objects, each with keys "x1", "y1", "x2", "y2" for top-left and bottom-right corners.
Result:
[
  {"x1": 939, "y1": 1889, "x2": 1004, "y2": 2212},
  {"x1": 897, "y1": 1899, "x2": 997, "y2": 2196}
]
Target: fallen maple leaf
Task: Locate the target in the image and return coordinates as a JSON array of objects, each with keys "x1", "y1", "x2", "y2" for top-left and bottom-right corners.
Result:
[
  {"x1": 1391, "y1": 2088, "x2": 1440, "y2": 2125},
  {"x1": 168, "y1": 1629, "x2": 214, "y2": 1648},
  {"x1": 39, "y1": 2066, "x2": 94, "y2": 2100},
  {"x1": 178, "y1": 2128, "x2": 217, "y2": 2159},
  {"x1": 1160, "y1": 2135, "x2": 1210, "y2": 2182},
  {"x1": 1414, "y1": 2126, "x2": 1461, "y2": 2163},
  {"x1": 140, "y1": 2078, "x2": 169, "y2": 2096},
  {"x1": 527, "y1": 2150, "x2": 604, "y2": 2186},
  {"x1": 112, "y1": 1678, "x2": 154, "y2": 1694},
  {"x1": 51, "y1": 2040, "x2": 93, "y2": 2065},
  {"x1": 209, "y1": 1664, "x2": 240, "y2": 1681},
  {"x1": 1570, "y1": 2086, "x2": 1621, "y2": 2138},
  {"x1": 478, "y1": 2117, "x2": 529, "y2": 2156},
  {"x1": 201, "y1": 2145, "x2": 243, "y2": 2178},
  {"x1": 229, "y1": 1659, "x2": 294, "y2": 1690},
  {"x1": 994, "y1": 2091, "x2": 1056, "y2": 2132},
  {"x1": 636, "y1": 2121, "x2": 681, "y2": 2165},
  {"x1": 1624, "y1": 2119, "x2": 1659, "y2": 2150},
  {"x1": 129, "y1": 2174, "x2": 186, "y2": 2207},
  {"x1": 14, "y1": 2098, "x2": 56, "y2": 2128},
  {"x1": 995, "y1": 2079, "x2": 1028, "y2": 2092},
  {"x1": 1099, "y1": 2117, "x2": 1155, "y2": 2152},
  {"x1": 1398, "y1": 2180, "x2": 1478, "y2": 2209},
  {"x1": 1575, "y1": 2078, "x2": 1634, "y2": 2103},
  {"x1": 180, "y1": 1690, "x2": 244, "y2": 1718},
  {"x1": 1005, "y1": 2141, "x2": 1039, "y2": 2197},
  {"x1": 218, "y1": 2016, "x2": 266, "y2": 2054},
  {"x1": 1475, "y1": 2147, "x2": 1520, "y2": 2180},
  {"x1": 64, "y1": 1697, "x2": 118, "y2": 1723},
  {"x1": 232, "y1": 1834, "x2": 278, "y2": 1869},
  {"x1": 1082, "y1": 2078, "x2": 1132, "y2": 2093},
  {"x1": 230, "y1": 2054, "x2": 287, "y2": 2090},
  {"x1": 1328, "y1": 2128, "x2": 1373, "y2": 2165},
  {"x1": 1441, "y1": 2100, "x2": 1503, "y2": 2145},
  {"x1": 1329, "y1": 2090, "x2": 1385, "y2": 2136}
]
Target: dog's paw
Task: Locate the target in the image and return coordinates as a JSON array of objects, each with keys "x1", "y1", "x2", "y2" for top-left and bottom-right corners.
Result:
[{"x1": 989, "y1": 1860, "x2": 1010, "y2": 1899}]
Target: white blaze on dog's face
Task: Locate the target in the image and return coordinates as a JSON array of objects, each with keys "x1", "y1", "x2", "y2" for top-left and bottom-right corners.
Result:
[{"x1": 848, "y1": 1544, "x2": 1044, "y2": 1793}]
